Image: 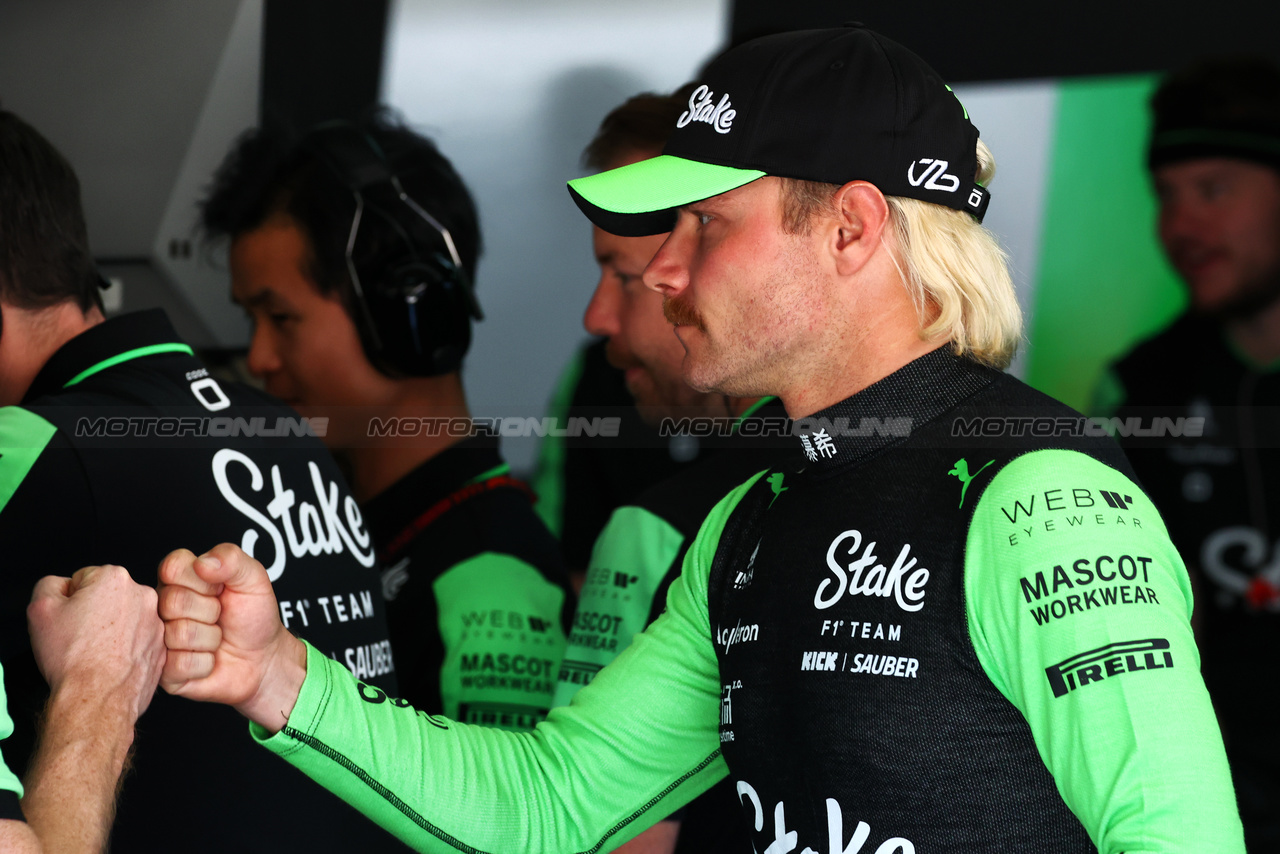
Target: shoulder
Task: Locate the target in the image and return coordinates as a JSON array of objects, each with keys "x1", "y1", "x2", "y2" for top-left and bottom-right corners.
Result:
[
  {"x1": 1109, "y1": 314, "x2": 1223, "y2": 394},
  {"x1": 631, "y1": 446, "x2": 789, "y2": 538},
  {"x1": 0, "y1": 405, "x2": 77, "y2": 513},
  {"x1": 407, "y1": 483, "x2": 571, "y2": 592}
]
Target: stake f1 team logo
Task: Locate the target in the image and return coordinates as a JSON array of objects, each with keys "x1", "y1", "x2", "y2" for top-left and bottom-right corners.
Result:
[
  {"x1": 1045, "y1": 638, "x2": 1172, "y2": 698},
  {"x1": 907, "y1": 158, "x2": 960, "y2": 192},
  {"x1": 1202, "y1": 526, "x2": 1280, "y2": 610}
]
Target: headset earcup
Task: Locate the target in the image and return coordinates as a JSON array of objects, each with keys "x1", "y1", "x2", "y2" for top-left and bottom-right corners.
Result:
[{"x1": 363, "y1": 259, "x2": 472, "y2": 376}]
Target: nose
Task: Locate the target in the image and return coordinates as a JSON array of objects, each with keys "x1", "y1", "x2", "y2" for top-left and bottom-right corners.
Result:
[
  {"x1": 244, "y1": 322, "x2": 281, "y2": 379},
  {"x1": 642, "y1": 228, "x2": 689, "y2": 299},
  {"x1": 1158, "y1": 192, "x2": 1201, "y2": 249},
  {"x1": 583, "y1": 272, "x2": 621, "y2": 338}
]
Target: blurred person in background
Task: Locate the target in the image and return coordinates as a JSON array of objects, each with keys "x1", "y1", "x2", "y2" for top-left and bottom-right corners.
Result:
[
  {"x1": 201, "y1": 113, "x2": 573, "y2": 732},
  {"x1": 1097, "y1": 56, "x2": 1280, "y2": 848}
]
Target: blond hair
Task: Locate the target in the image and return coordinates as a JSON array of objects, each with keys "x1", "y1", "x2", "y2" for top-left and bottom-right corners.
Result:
[{"x1": 781, "y1": 139, "x2": 1021, "y2": 368}]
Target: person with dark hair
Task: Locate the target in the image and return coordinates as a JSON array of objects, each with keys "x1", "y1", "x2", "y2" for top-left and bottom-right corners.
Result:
[
  {"x1": 199, "y1": 112, "x2": 573, "y2": 730},
  {"x1": 0, "y1": 121, "x2": 167, "y2": 847},
  {"x1": 0, "y1": 109, "x2": 405, "y2": 852},
  {"x1": 1097, "y1": 56, "x2": 1280, "y2": 848},
  {"x1": 161, "y1": 27, "x2": 1242, "y2": 853}
]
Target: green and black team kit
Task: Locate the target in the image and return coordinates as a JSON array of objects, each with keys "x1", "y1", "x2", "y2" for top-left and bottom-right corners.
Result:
[
  {"x1": 1105, "y1": 312, "x2": 1280, "y2": 849},
  {"x1": 531, "y1": 339, "x2": 707, "y2": 571},
  {"x1": 251, "y1": 349, "x2": 1242, "y2": 853},
  {"x1": 364, "y1": 436, "x2": 573, "y2": 729},
  {"x1": 0, "y1": 667, "x2": 21, "y2": 822},
  {"x1": 0, "y1": 310, "x2": 410, "y2": 852},
  {"x1": 554, "y1": 396, "x2": 790, "y2": 854}
]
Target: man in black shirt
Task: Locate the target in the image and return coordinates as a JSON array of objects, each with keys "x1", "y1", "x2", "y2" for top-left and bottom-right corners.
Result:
[
  {"x1": 1101, "y1": 57, "x2": 1280, "y2": 848},
  {"x1": 0, "y1": 109, "x2": 404, "y2": 852},
  {"x1": 200, "y1": 115, "x2": 573, "y2": 730}
]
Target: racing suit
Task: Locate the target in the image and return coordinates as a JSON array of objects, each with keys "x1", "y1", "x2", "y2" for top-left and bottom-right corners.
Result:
[{"x1": 255, "y1": 349, "x2": 1244, "y2": 852}]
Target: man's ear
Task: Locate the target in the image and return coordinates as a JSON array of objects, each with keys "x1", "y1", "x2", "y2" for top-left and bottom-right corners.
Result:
[{"x1": 829, "y1": 181, "x2": 890, "y2": 277}]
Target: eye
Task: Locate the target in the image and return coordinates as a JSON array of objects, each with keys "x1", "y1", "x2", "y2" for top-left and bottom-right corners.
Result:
[
  {"x1": 697, "y1": 213, "x2": 715, "y2": 226},
  {"x1": 1203, "y1": 179, "x2": 1228, "y2": 200}
]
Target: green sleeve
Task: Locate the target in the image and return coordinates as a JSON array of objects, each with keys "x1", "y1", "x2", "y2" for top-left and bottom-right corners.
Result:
[
  {"x1": 434, "y1": 553, "x2": 569, "y2": 730},
  {"x1": 0, "y1": 660, "x2": 23, "y2": 800},
  {"x1": 965, "y1": 449, "x2": 1243, "y2": 853},
  {"x1": 254, "y1": 473, "x2": 764, "y2": 853},
  {"x1": 553, "y1": 505, "x2": 684, "y2": 707},
  {"x1": 0, "y1": 407, "x2": 50, "y2": 798},
  {"x1": 0, "y1": 407, "x2": 57, "y2": 515},
  {"x1": 529, "y1": 347, "x2": 587, "y2": 537}
]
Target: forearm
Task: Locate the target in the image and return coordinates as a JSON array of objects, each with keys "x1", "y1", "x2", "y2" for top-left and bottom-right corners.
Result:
[
  {"x1": 20, "y1": 685, "x2": 137, "y2": 854},
  {"x1": 256, "y1": 603, "x2": 725, "y2": 853}
]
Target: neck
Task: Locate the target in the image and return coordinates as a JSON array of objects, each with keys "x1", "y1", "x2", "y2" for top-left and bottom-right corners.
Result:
[
  {"x1": 727, "y1": 395, "x2": 764, "y2": 417},
  {"x1": 342, "y1": 373, "x2": 471, "y2": 502},
  {"x1": 777, "y1": 281, "x2": 947, "y2": 419},
  {"x1": 0, "y1": 300, "x2": 104, "y2": 405},
  {"x1": 1225, "y1": 294, "x2": 1280, "y2": 365}
]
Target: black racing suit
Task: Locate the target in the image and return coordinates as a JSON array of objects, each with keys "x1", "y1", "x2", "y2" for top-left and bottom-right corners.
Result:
[
  {"x1": 554, "y1": 396, "x2": 792, "y2": 853},
  {"x1": 0, "y1": 310, "x2": 409, "y2": 852},
  {"x1": 250, "y1": 348, "x2": 1242, "y2": 853}
]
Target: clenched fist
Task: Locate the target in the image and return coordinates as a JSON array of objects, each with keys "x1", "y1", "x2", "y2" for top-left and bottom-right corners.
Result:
[
  {"x1": 157, "y1": 543, "x2": 306, "y2": 732},
  {"x1": 28, "y1": 564, "x2": 166, "y2": 723}
]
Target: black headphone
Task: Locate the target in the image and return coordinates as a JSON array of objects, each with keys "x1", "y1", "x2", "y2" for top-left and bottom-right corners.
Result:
[{"x1": 304, "y1": 122, "x2": 483, "y2": 377}]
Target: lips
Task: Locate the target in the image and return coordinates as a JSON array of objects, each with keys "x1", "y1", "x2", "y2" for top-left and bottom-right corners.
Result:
[
  {"x1": 1169, "y1": 242, "x2": 1226, "y2": 279},
  {"x1": 603, "y1": 340, "x2": 640, "y2": 372}
]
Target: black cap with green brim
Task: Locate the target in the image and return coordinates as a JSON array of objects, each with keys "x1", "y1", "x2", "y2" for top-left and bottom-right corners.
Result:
[
  {"x1": 567, "y1": 24, "x2": 990, "y2": 237},
  {"x1": 1147, "y1": 56, "x2": 1280, "y2": 172}
]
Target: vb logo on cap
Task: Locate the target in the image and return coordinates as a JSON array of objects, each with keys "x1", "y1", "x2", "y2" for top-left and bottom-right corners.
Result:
[{"x1": 907, "y1": 158, "x2": 961, "y2": 193}]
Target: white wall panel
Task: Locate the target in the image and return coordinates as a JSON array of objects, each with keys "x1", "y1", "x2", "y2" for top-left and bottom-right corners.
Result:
[{"x1": 384, "y1": 0, "x2": 729, "y2": 471}]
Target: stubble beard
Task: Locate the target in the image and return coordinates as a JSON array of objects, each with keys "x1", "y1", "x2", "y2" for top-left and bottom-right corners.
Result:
[
  {"x1": 1200, "y1": 264, "x2": 1280, "y2": 321},
  {"x1": 677, "y1": 262, "x2": 819, "y2": 400}
]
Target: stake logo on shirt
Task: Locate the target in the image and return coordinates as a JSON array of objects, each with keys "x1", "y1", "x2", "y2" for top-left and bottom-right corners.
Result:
[
  {"x1": 211, "y1": 448, "x2": 377, "y2": 580},
  {"x1": 1200, "y1": 526, "x2": 1280, "y2": 611},
  {"x1": 735, "y1": 781, "x2": 916, "y2": 854},
  {"x1": 817, "y1": 529, "x2": 929, "y2": 612}
]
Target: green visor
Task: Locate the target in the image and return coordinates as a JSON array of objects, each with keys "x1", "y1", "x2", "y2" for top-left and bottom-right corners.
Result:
[{"x1": 567, "y1": 155, "x2": 766, "y2": 237}]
